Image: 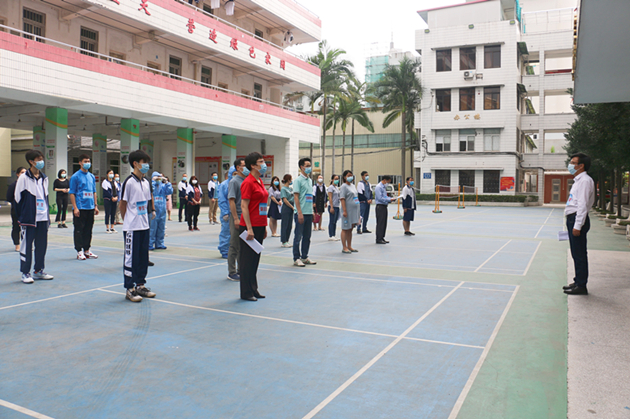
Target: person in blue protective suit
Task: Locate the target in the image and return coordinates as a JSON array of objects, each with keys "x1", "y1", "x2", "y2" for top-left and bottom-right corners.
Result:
[
  {"x1": 149, "y1": 171, "x2": 173, "y2": 250},
  {"x1": 217, "y1": 167, "x2": 236, "y2": 258}
]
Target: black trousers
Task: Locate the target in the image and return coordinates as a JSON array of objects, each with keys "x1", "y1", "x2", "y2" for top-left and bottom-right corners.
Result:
[
  {"x1": 239, "y1": 225, "x2": 265, "y2": 299},
  {"x1": 187, "y1": 204, "x2": 199, "y2": 228},
  {"x1": 104, "y1": 199, "x2": 117, "y2": 225},
  {"x1": 567, "y1": 213, "x2": 590, "y2": 288},
  {"x1": 11, "y1": 211, "x2": 20, "y2": 246},
  {"x1": 73, "y1": 209, "x2": 95, "y2": 252},
  {"x1": 375, "y1": 204, "x2": 388, "y2": 242},
  {"x1": 20, "y1": 221, "x2": 48, "y2": 274},
  {"x1": 123, "y1": 229, "x2": 149, "y2": 289},
  {"x1": 55, "y1": 195, "x2": 68, "y2": 222},
  {"x1": 179, "y1": 198, "x2": 187, "y2": 222}
]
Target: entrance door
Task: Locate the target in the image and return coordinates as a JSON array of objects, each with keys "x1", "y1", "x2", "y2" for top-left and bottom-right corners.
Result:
[{"x1": 552, "y1": 179, "x2": 561, "y2": 203}]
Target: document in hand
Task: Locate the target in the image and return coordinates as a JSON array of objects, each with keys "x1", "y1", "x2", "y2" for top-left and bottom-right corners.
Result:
[
  {"x1": 239, "y1": 230, "x2": 265, "y2": 254},
  {"x1": 558, "y1": 231, "x2": 569, "y2": 241}
]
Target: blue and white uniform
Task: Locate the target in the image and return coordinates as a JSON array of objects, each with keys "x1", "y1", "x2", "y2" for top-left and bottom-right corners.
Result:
[
  {"x1": 149, "y1": 172, "x2": 173, "y2": 249},
  {"x1": 121, "y1": 173, "x2": 152, "y2": 290},
  {"x1": 402, "y1": 184, "x2": 416, "y2": 222}
]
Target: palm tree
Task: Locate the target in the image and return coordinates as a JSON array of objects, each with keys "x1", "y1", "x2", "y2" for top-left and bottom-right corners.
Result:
[
  {"x1": 373, "y1": 56, "x2": 422, "y2": 182},
  {"x1": 327, "y1": 97, "x2": 375, "y2": 173},
  {"x1": 347, "y1": 77, "x2": 379, "y2": 173}
]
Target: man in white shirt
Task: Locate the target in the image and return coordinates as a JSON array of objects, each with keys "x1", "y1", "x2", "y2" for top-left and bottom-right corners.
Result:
[
  {"x1": 563, "y1": 153, "x2": 595, "y2": 295},
  {"x1": 178, "y1": 175, "x2": 188, "y2": 223}
]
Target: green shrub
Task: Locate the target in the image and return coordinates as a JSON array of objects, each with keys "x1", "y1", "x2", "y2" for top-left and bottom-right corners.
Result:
[{"x1": 415, "y1": 193, "x2": 538, "y2": 203}]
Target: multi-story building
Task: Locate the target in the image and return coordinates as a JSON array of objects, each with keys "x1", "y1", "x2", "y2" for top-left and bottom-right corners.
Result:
[
  {"x1": 414, "y1": 0, "x2": 578, "y2": 204},
  {"x1": 0, "y1": 0, "x2": 321, "y2": 198}
]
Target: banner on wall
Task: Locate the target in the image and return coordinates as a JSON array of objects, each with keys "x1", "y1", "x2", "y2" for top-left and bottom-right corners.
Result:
[{"x1": 500, "y1": 177, "x2": 515, "y2": 192}]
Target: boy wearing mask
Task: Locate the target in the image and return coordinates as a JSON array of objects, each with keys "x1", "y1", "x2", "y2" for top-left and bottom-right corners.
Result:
[{"x1": 69, "y1": 154, "x2": 99, "y2": 260}]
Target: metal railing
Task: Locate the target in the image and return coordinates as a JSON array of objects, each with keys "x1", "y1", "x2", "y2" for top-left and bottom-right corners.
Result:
[
  {"x1": 0, "y1": 24, "x2": 311, "y2": 115},
  {"x1": 522, "y1": 7, "x2": 576, "y2": 34}
]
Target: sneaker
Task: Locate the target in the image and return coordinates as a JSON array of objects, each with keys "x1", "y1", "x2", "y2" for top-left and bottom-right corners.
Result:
[
  {"x1": 77, "y1": 251, "x2": 86, "y2": 260},
  {"x1": 135, "y1": 285, "x2": 156, "y2": 298},
  {"x1": 33, "y1": 271, "x2": 54, "y2": 280},
  {"x1": 194, "y1": 227, "x2": 200, "y2": 231},
  {"x1": 329, "y1": 237, "x2": 340, "y2": 241},
  {"x1": 111, "y1": 228, "x2": 118, "y2": 233},
  {"x1": 149, "y1": 246, "x2": 155, "y2": 251},
  {"x1": 126, "y1": 288, "x2": 143, "y2": 302},
  {"x1": 85, "y1": 251, "x2": 98, "y2": 259},
  {"x1": 294, "y1": 259, "x2": 305, "y2": 267},
  {"x1": 62, "y1": 224, "x2": 68, "y2": 228},
  {"x1": 106, "y1": 229, "x2": 111, "y2": 234},
  {"x1": 57, "y1": 224, "x2": 63, "y2": 228},
  {"x1": 281, "y1": 242, "x2": 292, "y2": 248},
  {"x1": 301, "y1": 258, "x2": 317, "y2": 265},
  {"x1": 21, "y1": 273, "x2": 34, "y2": 284},
  {"x1": 227, "y1": 273, "x2": 241, "y2": 281},
  {"x1": 357, "y1": 230, "x2": 363, "y2": 234},
  {"x1": 189, "y1": 227, "x2": 193, "y2": 231},
  {"x1": 156, "y1": 246, "x2": 167, "y2": 250}
]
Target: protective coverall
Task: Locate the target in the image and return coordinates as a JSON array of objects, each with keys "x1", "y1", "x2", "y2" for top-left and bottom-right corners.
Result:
[
  {"x1": 217, "y1": 166, "x2": 235, "y2": 258},
  {"x1": 150, "y1": 172, "x2": 174, "y2": 249}
]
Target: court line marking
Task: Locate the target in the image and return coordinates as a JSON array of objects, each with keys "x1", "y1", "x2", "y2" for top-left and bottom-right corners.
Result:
[
  {"x1": 447, "y1": 285, "x2": 520, "y2": 419},
  {"x1": 0, "y1": 398, "x2": 55, "y2": 419},
  {"x1": 534, "y1": 208, "x2": 555, "y2": 238},
  {"x1": 522, "y1": 241, "x2": 543, "y2": 277},
  {"x1": 473, "y1": 240, "x2": 512, "y2": 273},
  {"x1": 0, "y1": 264, "x2": 221, "y2": 311},
  {"x1": 95, "y1": 287, "x2": 483, "y2": 349},
  {"x1": 301, "y1": 282, "x2": 465, "y2": 419},
  {"x1": 94, "y1": 247, "x2": 222, "y2": 265}
]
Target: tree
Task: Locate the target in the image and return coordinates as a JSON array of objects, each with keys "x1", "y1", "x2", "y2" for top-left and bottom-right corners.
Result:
[{"x1": 373, "y1": 56, "x2": 423, "y2": 182}]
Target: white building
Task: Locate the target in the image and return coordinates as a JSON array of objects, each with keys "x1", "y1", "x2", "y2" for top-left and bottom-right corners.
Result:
[
  {"x1": 0, "y1": 0, "x2": 321, "y2": 197},
  {"x1": 414, "y1": 0, "x2": 578, "y2": 204}
]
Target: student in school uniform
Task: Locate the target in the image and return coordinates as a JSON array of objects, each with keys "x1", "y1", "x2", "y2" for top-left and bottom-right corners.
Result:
[
  {"x1": 69, "y1": 154, "x2": 99, "y2": 260},
  {"x1": 7, "y1": 167, "x2": 27, "y2": 252},
  {"x1": 14, "y1": 150, "x2": 54, "y2": 283},
  {"x1": 119, "y1": 150, "x2": 156, "y2": 303},
  {"x1": 53, "y1": 169, "x2": 70, "y2": 229},
  {"x1": 178, "y1": 174, "x2": 188, "y2": 223},
  {"x1": 186, "y1": 176, "x2": 203, "y2": 231},
  {"x1": 208, "y1": 172, "x2": 218, "y2": 224},
  {"x1": 114, "y1": 174, "x2": 123, "y2": 225},
  {"x1": 401, "y1": 177, "x2": 417, "y2": 236},
  {"x1": 102, "y1": 170, "x2": 119, "y2": 234}
]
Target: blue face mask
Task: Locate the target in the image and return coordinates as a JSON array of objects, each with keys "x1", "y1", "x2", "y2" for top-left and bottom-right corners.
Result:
[
  {"x1": 365, "y1": 176, "x2": 369, "y2": 181},
  {"x1": 259, "y1": 163, "x2": 268, "y2": 175},
  {"x1": 289, "y1": 181, "x2": 293, "y2": 186},
  {"x1": 334, "y1": 179, "x2": 339, "y2": 185},
  {"x1": 35, "y1": 160, "x2": 45, "y2": 170},
  {"x1": 82, "y1": 162, "x2": 91, "y2": 170},
  {"x1": 183, "y1": 177, "x2": 187, "y2": 182},
  {"x1": 274, "y1": 181, "x2": 279, "y2": 186},
  {"x1": 213, "y1": 176, "x2": 218, "y2": 180},
  {"x1": 347, "y1": 176, "x2": 354, "y2": 183},
  {"x1": 140, "y1": 163, "x2": 150, "y2": 174},
  {"x1": 61, "y1": 173, "x2": 67, "y2": 178},
  {"x1": 304, "y1": 167, "x2": 312, "y2": 175},
  {"x1": 242, "y1": 167, "x2": 250, "y2": 176},
  {"x1": 568, "y1": 164, "x2": 577, "y2": 175},
  {"x1": 409, "y1": 181, "x2": 415, "y2": 186}
]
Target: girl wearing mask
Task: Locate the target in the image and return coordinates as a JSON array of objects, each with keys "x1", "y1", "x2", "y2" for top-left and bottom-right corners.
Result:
[
  {"x1": 280, "y1": 174, "x2": 294, "y2": 247},
  {"x1": 313, "y1": 174, "x2": 326, "y2": 231},
  {"x1": 6, "y1": 167, "x2": 27, "y2": 251},
  {"x1": 53, "y1": 169, "x2": 69, "y2": 228},
  {"x1": 114, "y1": 174, "x2": 123, "y2": 225},
  {"x1": 402, "y1": 177, "x2": 417, "y2": 236},
  {"x1": 339, "y1": 170, "x2": 360, "y2": 254},
  {"x1": 327, "y1": 174, "x2": 341, "y2": 241},
  {"x1": 186, "y1": 175, "x2": 203, "y2": 231},
  {"x1": 102, "y1": 169, "x2": 119, "y2": 233},
  {"x1": 267, "y1": 175, "x2": 282, "y2": 237}
]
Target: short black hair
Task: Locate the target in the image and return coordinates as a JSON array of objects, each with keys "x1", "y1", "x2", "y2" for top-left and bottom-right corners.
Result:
[
  {"x1": 571, "y1": 153, "x2": 591, "y2": 172},
  {"x1": 57, "y1": 169, "x2": 67, "y2": 178},
  {"x1": 129, "y1": 149, "x2": 151, "y2": 168},
  {"x1": 16, "y1": 166, "x2": 26, "y2": 175},
  {"x1": 298, "y1": 157, "x2": 311, "y2": 168},
  {"x1": 382, "y1": 175, "x2": 392, "y2": 182},
  {"x1": 342, "y1": 170, "x2": 353, "y2": 182},
  {"x1": 78, "y1": 153, "x2": 90, "y2": 162},
  {"x1": 25, "y1": 149, "x2": 44, "y2": 164},
  {"x1": 234, "y1": 158, "x2": 244, "y2": 170},
  {"x1": 361, "y1": 171, "x2": 368, "y2": 177},
  {"x1": 211, "y1": 172, "x2": 217, "y2": 176},
  {"x1": 406, "y1": 177, "x2": 413, "y2": 182},
  {"x1": 245, "y1": 152, "x2": 263, "y2": 171}
]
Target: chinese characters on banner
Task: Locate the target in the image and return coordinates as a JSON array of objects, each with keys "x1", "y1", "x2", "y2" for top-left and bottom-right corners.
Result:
[
  {"x1": 187, "y1": 19, "x2": 195, "y2": 34},
  {"x1": 139, "y1": 0, "x2": 150, "y2": 15},
  {"x1": 500, "y1": 177, "x2": 515, "y2": 192}
]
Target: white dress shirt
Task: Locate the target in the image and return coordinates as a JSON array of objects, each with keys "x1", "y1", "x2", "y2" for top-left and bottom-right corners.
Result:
[{"x1": 564, "y1": 172, "x2": 595, "y2": 231}]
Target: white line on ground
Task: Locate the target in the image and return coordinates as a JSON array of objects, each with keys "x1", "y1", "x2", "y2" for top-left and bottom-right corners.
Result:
[
  {"x1": 301, "y1": 282, "x2": 465, "y2": 419},
  {"x1": 94, "y1": 247, "x2": 224, "y2": 265},
  {"x1": 0, "y1": 399, "x2": 55, "y2": 419},
  {"x1": 447, "y1": 285, "x2": 520, "y2": 419},
  {"x1": 473, "y1": 240, "x2": 512, "y2": 273},
  {"x1": 534, "y1": 208, "x2": 555, "y2": 238},
  {"x1": 522, "y1": 241, "x2": 543, "y2": 277},
  {"x1": 416, "y1": 209, "x2": 492, "y2": 230}
]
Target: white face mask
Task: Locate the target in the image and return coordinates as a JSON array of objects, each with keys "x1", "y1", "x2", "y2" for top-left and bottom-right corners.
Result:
[{"x1": 192, "y1": 180, "x2": 198, "y2": 185}]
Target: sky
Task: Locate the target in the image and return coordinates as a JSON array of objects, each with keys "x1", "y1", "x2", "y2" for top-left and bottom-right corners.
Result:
[{"x1": 287, "y1": 0, "x2": 466, "y2": 82}]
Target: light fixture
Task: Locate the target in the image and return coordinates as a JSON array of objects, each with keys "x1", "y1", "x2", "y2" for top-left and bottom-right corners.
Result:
[
  {"x1": 284, "y1": 30, "x2": 294, "y2": 45},
  {"x1": 210, "y1": 0, "x2": 220, "y2": 8},
  {"x1": 80, "y1": 113, "x2": 85, "y2": 119},
  {"x1": 225, "y1": 0, "x2": 235, "y2": 16}
]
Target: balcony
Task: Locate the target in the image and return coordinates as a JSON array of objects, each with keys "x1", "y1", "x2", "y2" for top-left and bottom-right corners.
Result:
[{"x1": 522, "y1": 153, "x2": 567, "y2": 170}]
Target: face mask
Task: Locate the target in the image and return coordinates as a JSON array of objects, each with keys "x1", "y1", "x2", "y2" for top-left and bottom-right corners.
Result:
[
  {"x1": 365, "y1": 176, "x2": 369, "y2": 181},
  {"x1": 82, "y1": 162, "x2": 91, "y2": 170},
  {"x1": 334, "y1": 179, "x2": 339, "y2": 185},
  {"x1": 259, "y1": 163, "x2": 268, "y2": 175},
  {"x1": 409, "y1": 181, "x2": 415, "y2": 186},
  {"x1": 115, "y1": 178, "x2": 119, "y2": 182},
  {"x1": 35, "y1": 160, "x2": 45, "y2": 170},
  {"x1": 347, "y1": 176, "x2": 354, "y2": 183},
  {"x1": 213, "y1": 176, "x2": 218, "y2": 180},
  {"x1": 192, "y1": 180, "x2": 198, "y2": 185},
  {"x1": 274, "y1": 181, "x2": 279, "y2": 186},
  {"x1": 183, "y1": 177, "x2": 187, "y2": 182},
  {"x1": 242, "y1": 167, "x2": 250, "y2": 176},
  {"x1": 139, "y1": 163, "x2": 150, "y2": 174},
  {"x1": 162, "y1": 179, "x2": 168, "y2": 183},
  {"x1": 61, "y1": 173, "x2": 67, "y2": 178},
  {"x1": 289, "y1": 181, "x2": 293, "y2": 186},
  {"x1": 108, "y1": 174, "x2": 114, "y2": 179},
  {"x1": 568, "y1": 164, "x2": 577, "y2": 175},
  {"x1": 318, "y1": 178, "x2": 323, "y2": 183},
  {"x1": 304, "y1": 167, "x2": 312, "y2": 175}
]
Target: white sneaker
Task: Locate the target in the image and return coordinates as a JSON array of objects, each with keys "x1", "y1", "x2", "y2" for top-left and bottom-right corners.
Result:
[
  {"x1": 328, "y1": 237, "x2": 340, "y2": 241},
  {"x1": 33, "y1": 271, "x2": 54, "y2": 280},
  {"x1": 21, "y1": 273, "x2": 34, "y2": 284},
  {"x1": 281, "y1": 242, "x2": 291, "y2": 248},
  {"x1": 110, "y1": 228, "x2": 117, "y2": 233},
  {"x1": 85, "y1": 251, "x2": 98, "y2": 259},
  {"x1": 301, "y1": 258, "x2": 317, "y2": 265},
  {"x1": 105, "y1": 229, "x2": 111, "y2": 234},
  {"x1": 77, "y1": 251, "x2": 86, "y2": 260},
  {"x1": 294, "y1": 259, "x2": 305, "y2": 267}
]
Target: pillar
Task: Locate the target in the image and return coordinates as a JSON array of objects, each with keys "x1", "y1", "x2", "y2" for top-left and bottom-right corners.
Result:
[
  {"x1": 140, "y1": 139, "x2": 154, "y2": 168},
  {"x1": 221, "y1": 134, "x2": 236, "y2": 182},
  {"x1": 120, "y1": 119, "x2": 140, "y2": 179},
  {"x1": 176, "y1": 128, "x2": 193, "y2": 183},
  {"x1": 92, "y1": 133, "x2": 108, "y2": 203},
  {"x1": 44, "y1": 108, "x2": 68, "y2": 197}
]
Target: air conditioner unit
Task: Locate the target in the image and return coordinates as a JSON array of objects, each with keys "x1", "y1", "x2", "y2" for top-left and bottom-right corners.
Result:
[{"x1": 464, "y1": 70, "x2": 476, "y2": 80}]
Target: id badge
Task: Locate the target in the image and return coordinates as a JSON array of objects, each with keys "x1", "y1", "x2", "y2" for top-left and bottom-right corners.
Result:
[
  {"x1": 305, "y1": 194, "x2": 313, "y2": 204},
  {"x1": 353, "y1": 196, "x2": 359, "y2": 204},
  {"x1": 259, "y1": 203, "x2": 268, "y2": 216},
  {"x1": 155, "y1": 196, "x2": 164, "y2": 202},
  {"x1": 137, "y1": 201, "x2": 148, "y2": 216},
  {"x1": 83, "y1": 192, "x2": 93, "y2": 199},
  {"x1": 36, "y1": 199, "x2": 46, "y2": 213}
]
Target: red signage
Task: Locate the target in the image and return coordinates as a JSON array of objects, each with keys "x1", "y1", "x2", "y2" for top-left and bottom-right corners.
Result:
[
  {"x1": 209, "y1": 29, "x2": 217, "y2": 43},
  {"x1": 230, "y1": 38, "x2": 238, "y2": 50},
  {"x1": 280, "y1": 60, "x2": 286, "y2": 70},
  {"x1": 500, "y1": 177, "x2": 515, "y2": 192},
  {"x1": 187, "y1": 18, "x2": 195, "y2": 34},
  {"x1": 265, "y1": 52, "x2": 271, "y2": 65},
  {"x1": 139, "y1": 0, "x2": 151, "y2": 15},
  {"x1": 249, "y1": 46, "x2": 256, "y2": 59},
  {"x1": 110, "y1": 0, "x2": 120, "y2": 4}
]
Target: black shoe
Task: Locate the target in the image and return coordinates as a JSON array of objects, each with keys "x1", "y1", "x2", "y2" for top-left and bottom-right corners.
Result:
[
  {"x1": 254, "y1": 292, "x2": 266, "y2": 299},
  {"x1": 62, "y1": 224, "x2": 68, "y2": 228},
  {"x1": 562, "y1": 282, "x2": 577, "y2": 290},
  {"x1": 57, "y1": 224, "x2": 63, "y2": 228},
  {"x1": 564, "y1": 286, "x2": 588, "y2": 295},
  {"x1": 241, "y1": 296, "x2": 258, "y2": 301},
  {"x1": 383, "y1": 240, "x2": 389, "y2": 243},
  {"x1": 357, "y1": 230, "x2": 362, "y2": 234},
  {"x1": 363, "y1": 229, "x2": 372, "y2": 233},
  {"x1": 148, "y1": 260, "x2": 155, "y2": 267},
  {"x1": 376, "y1": 240, "x2": 387, "y2": 244}
]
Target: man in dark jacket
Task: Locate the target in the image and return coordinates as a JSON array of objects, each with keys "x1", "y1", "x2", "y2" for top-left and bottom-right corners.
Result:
[{"x1": 6, "y1": 166, "x2": 26, "y2": 252}]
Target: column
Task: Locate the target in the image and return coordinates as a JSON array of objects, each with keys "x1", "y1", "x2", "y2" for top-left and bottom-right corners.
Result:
[
  {"x1": 44, "y1": 108, "x2": 68, "y2": 197},
  {"x1": 92, "y1": 133, "x2": 108, "y2": 203},
  {"x1": 176, "y1": 128, "x2": 193, "y2": 182},
  {"x1": 140, "y1": 139, "x2": 154, "y2": 166},
  {"x1": 120, "y1": 119, "x2": 140, "y2": 179},
  {"x1": 221, "y1": 134, "x2": 236, "y2": 182}
]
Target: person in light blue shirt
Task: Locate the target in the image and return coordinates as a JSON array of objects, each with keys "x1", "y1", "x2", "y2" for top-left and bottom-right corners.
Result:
[
  {"x1": 292, "y1": 157, "x2": 316, "y2": 267},
  {"x1": 69, "y1": 154, "x2": 99, "y2": 260},
  {"x1": 375, "y1": 175, "x2": 396, "y2": 244}
]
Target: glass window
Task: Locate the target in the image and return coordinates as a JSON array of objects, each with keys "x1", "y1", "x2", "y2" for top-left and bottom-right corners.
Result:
[
  {"x1": 484, "y1": 45, "x2": 501, "y2": 69},
  {"x1": 484, "y1": 86, "x2": 500, "y2": 110},
  {"x1": 110, "y1": 51, "x2": 125, "y2": 65},
  {"x1": 23, "y1": 8, "x2": 45, "y2": 42},
  {"x1": 436, "y1": 130, "x2": 451, "y2": 152},
  {"x1": 459, "y1": 88, "x2": 475, "y2": 111},
  {"x1": 201, "y1": 66, "x2": 212, "y2": 86},
  {"x1": 435, "y1": 170, "x2": 451, "y2": 187},
  {"x1": 169, "y1": 56, "x2": 181, "y2": 80},
  {"x1": 460, "y1": 47, "x2": 476, "y2": 70},
  {"x1": 459, "y1": 129, "x2": 475, "y2": 152},
  {"x1": 436, "y1": 89, "x2": 451, "y2": 112},
  {"x1": 80, "y1": 27, "x2": 98, "y2": 58},
  {"x1": 147, "y1": 61, "x2": 161, "y2": 76},
  {"x1": 459, "y1": 170, "x2": 475, "y2": 188},
  {"x1": 436, "y1": 49, "x2": 452, "y2": 72},
  {"x1": 484, "y1": 128, "x2": 500, "y2": 151},
  {"x1": 254, "y1": 83, "x2": 263, "y2": 102},
  {"x1": 483, "y1": 170, "x2": 500, "y2": 193},
  {"x1": 255, "y1": 29, "x2": 264, "y2": 40},
  {"x1": 203, "y1": 5, "x2": 214, "y2": 14}
]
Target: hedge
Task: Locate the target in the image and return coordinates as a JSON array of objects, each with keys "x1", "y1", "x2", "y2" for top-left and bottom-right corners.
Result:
[{"x1": 415, "y1": 193, "x2": 539, "y2": 203}]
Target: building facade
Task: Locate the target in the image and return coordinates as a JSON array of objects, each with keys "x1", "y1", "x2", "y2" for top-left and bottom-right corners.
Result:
[{"x1": 414, "y1": 0, "x2": 577, "y2": 203}]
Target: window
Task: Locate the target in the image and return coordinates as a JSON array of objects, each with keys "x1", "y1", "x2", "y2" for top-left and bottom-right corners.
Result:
[
  {"x1": 436, "y1": 89, "x2": 451, "y2": 112},
  {"x1": 110, "y1": 158, "x2": 120, "y2": 175},
  {"x1": 460, "y1": 47, "x2": 476, "y2": 70},
  {"x1": 203, "y1": 5, "x2": 214, "y2": 14},
  {"x1": 436, "y1": 130, "x2": 451, "y2": 152},
  {"x1": 459, "y1": 170, "x2": 475, "y2": 188},
  {"x1": 169, "y1": 56, "x2": 181, "y2": 80},
  {"x1": 218, "y1": 82, "x2": 229, "y2": 91},
  {"x1": 483, "y1": 170, "x2": 500, "y2": 193},
  {"x1": 254, "y1": 83, "x2": 263, "y2": 102},
  {"x1": 255, "y1": 29, "x2": 264, "y2": 40},
  {"x1": 201, "y1": 66, "x2": 212, "y2": 86},
  {"x1": 0, "y1": 18, "x2": 6, "y2": 32},
  {"x1": 484, "y1": 86, "x2": 500, "y2": 110},
  {"x1": 241, "y1": 89, "x2": 251, "y2": 97},
  {"x1": 72, "y1": 157, "x2": 81, "y2": 175},
  {"x1": 459, "y1": 88, "x2": 475, "y2": 111},
  {"x1": 484, "y1": 128, "x2": 500, "y2": 151},
  {"x1": 110, "y1": 51, "x2": 125, "y2": 65},
  {"x1": 436, "y1": 49, "x2": 452, "y2": 72},
  {"x1": 435, "y1": 170, "x2": 451, "y2": 187},
  {"x1": 23, "y1": 8, "x2": 45, "y2": 42},
  {"x1": 80, "y1": 27, "x2": 98, "y2": 57},
  {"x1": 147, "y1": 61, "x2": 161, "y2": 75},
  {"x1": 459, "y1": 129, "x2": 475, "y2": 152},
  {"x1": 484, "y1": 45, "x2": 501, "y2": 69}
]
